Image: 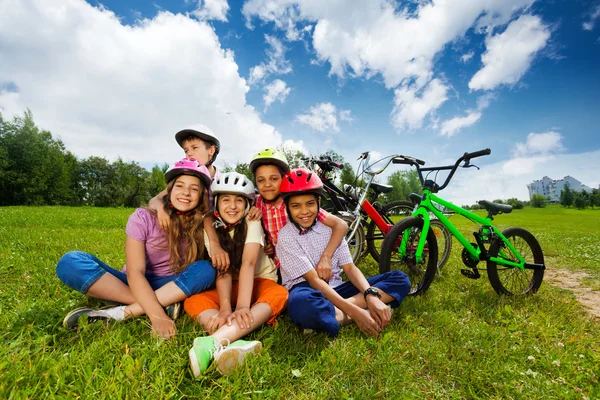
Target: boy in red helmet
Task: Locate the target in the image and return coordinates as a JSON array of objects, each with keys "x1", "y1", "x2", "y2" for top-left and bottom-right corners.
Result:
[{"x1": 276, "y1": 168, "x2": 411, "y2": 337}]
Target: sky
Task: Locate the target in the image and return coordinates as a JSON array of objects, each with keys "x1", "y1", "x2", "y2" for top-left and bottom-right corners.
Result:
[{"x1": 1, "y1": 0, "x2": 599, "y2": 205}]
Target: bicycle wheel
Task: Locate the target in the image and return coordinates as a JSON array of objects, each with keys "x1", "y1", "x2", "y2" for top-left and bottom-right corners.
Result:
[
  {"x1": 367, "y1": 200, "x2": 413, "y2": 262},
  {"x1": 431, "y1": 219, "x2": 452, "y2": 271},
  {"x1": 379, "y1": 217, "x2": 438, "y2": 296},
  {"x1": 340, "y1": 215, "x2": 364, "y2": 264},
  {"x1": 486, "y1": 227, "x2": 544, "y2": 295}
]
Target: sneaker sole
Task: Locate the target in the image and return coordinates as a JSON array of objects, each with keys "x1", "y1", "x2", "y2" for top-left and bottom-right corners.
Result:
[
  {"x1": 216, "y1": 341, "x2": 262, "y2": 375},
  {"x1": 62, "y1": 307, "x2": 94, "y2": 329},
  {"x1": 189, "y1": 346, "x2": 203, "y2": 379}
]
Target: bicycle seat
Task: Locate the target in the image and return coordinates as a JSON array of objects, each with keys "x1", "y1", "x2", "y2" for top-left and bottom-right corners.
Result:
[
  {"x1": 478, "y1": 200, "x2": 512, "y2": 215},
  {"x1": 371, "y1": 183, "x2": 393, "y2": 194}
]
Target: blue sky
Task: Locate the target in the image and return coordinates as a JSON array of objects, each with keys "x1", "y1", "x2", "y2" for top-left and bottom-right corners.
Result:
[{"x1": 1, "y1": 0, "x2": 599, "y2": 204}]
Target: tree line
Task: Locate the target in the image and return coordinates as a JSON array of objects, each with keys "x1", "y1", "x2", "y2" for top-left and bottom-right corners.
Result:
[{"x1": 1, "y1": 110, "x2": 423, "y2": 208}]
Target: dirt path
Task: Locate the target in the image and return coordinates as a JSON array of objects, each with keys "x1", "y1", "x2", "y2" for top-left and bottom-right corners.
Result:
[{"x1": 544, "y1": 268, "x2": 600, "y2": 319}]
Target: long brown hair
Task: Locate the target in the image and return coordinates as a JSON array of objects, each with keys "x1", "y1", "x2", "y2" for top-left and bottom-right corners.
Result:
[{"x1": 149, "y1": 177, "x2": 209, "y2": 274}]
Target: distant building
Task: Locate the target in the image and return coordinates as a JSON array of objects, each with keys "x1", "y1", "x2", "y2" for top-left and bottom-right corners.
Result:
[{"x1": 527, "y1": 176, "x2": 593, "y2": 202}]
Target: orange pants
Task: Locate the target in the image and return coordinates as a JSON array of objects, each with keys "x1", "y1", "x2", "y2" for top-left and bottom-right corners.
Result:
[{"x1": 184, "y1": 278, "x2": 288, "y2": 326}]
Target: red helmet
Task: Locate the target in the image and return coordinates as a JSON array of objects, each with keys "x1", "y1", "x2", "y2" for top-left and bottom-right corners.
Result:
[{"x1": 280, "y1": 168, "x2": 323, "y2": 199}]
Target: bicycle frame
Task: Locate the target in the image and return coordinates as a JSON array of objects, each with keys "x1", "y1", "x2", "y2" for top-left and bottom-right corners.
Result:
[{"x1": 402, "y1": 190, "x2": 528, "y2": 269}]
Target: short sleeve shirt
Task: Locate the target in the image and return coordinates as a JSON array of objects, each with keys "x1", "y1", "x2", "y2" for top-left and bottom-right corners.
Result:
[
  {"x1": 124, "y1": 208, "x2": 177, "y2": 276},
  {"x1": 204, "y1": 219, "x2": 278, "y2": 281},
  {"x1": 255, "y1": 194, "x2": 329, "y2": 267},
  {"x1": 276, "y1": 221, "x2": 353, "y2": 290}
]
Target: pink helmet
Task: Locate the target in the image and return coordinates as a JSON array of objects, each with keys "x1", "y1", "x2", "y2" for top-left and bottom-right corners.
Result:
[{"x1": 164, "y1": 158, "x2": 212, "y2": 189}]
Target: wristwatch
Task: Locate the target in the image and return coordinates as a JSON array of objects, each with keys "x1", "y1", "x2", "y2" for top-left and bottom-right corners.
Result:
[{"x1": 364, "y1": 287, "x2": 381, "y2": 301}]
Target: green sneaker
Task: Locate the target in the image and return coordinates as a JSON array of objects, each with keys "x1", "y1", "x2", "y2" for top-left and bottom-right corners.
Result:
[
  {"x1": 214, "y1": 339, "x2": 262, "y2": 375},
  {"x1": 189, "y1": 337, "x2": 219, "y2": 378},
  {"x1": 62, "y1": 307, "x2": 94, "y2": 329}
]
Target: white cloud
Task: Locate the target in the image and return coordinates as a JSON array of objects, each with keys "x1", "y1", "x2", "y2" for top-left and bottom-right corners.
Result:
[
  {"x1": 391, "y1": 79, "x2": 449, "y2": 131},
  {"x1": 248, "y1": 35, "x2": 292, "y2": 85},
  {"x1": 514, "y1": 131, "x2": 564, "y2": 157},
  {"x1": 461, "y1": 51, "x2": 474, "y2": 63},
  {"x1": 0, "y1": 0, "x2": 282, "y2": 167},
  {"x1": 582, "y1": 5, "x2": 600, "y2": 31},
  {"x1": 296, "y1": 102, "x2": 352, "y2": 132},
  {"x1": 263, "y1": 79, "x2": 291, "y2": 109},
  {"x1": 190, "y1": 0, "x2": 229, "y2": 22},
  {"x1": 280, "y1": 138, "x2": 309, "y2": 155},
  {"x1": 243, "y1": 0, "x2": 536, "y2": 130},
  {"x1": 440, "y1": 112, "x2": 482, "y2": 137},
  {"x1": 469, "y1": 15, "x2": 550, "y2": 91}
]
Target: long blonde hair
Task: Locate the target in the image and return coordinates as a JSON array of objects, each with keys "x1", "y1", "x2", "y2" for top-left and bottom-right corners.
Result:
[{"x1": 153, "y1": 178, "x2": 209, "y2": 274}]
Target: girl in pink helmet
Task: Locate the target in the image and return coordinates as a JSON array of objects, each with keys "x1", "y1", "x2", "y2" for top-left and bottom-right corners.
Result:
[{"x1": 56, "y1": 158, "x2": 217, "y2": 339}]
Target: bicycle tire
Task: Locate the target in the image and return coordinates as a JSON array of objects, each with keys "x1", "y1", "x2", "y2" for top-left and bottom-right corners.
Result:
[
  {"x1": 379, "y1": 217, "x2": 438, "y2": 296},
  {"x1": 340, "y1": 215, "x2": 365, "y2": 265},
  {"x1": 367, "y1": 200, "x2": 413, "y2": 262},
  {"x1": 486, "y1": 227, "x2": 544, "y2": 295},
  {"x1": 430, "y1": 219, "x2": 452, "y2": 271}
]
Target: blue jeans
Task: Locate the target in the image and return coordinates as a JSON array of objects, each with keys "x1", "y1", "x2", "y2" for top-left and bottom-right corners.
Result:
[
  {"x1": 287, "y1": 270, "x2": 411, "y2": 337},
  {"x1": 56, "y1": 251, "x2": 216, "y2": 298}
]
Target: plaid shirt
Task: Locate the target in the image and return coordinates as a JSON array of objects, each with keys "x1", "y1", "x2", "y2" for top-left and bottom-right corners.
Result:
[
  {"x1": 276, "y1": 221, "x2": 353, "y2": 290},
  {"x1": 255, "y1": 194, "x2": 328, "y2": 268}
]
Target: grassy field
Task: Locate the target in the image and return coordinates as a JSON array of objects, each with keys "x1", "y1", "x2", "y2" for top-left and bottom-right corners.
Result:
[{"x1": 0, "y1": 205, "x2": 598, "y2": 399}]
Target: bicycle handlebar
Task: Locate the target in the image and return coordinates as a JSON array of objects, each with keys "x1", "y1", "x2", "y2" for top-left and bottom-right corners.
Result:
[
  {"x1": 392, "y1": 156, "x2": 426, "y2": 166},
  {"x1": 463, "y1": 148, "x2": 491, "y2": 160}
]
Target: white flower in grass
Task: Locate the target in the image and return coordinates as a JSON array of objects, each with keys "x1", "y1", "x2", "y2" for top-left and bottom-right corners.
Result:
[
  {"x1": 556, "y1": 342, "x2": 564, "y2": 347},
  {"x1": 552, "y1": 360, "x2": 560, "y2": 367},
  {"x1": 527, "y1": 355, "x2": 535, "y2": 362}
]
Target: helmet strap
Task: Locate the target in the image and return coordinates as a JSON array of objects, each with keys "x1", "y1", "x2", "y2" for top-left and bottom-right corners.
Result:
[{"x1": 168, "y1": 202, "x2": 194, "y2": 217}]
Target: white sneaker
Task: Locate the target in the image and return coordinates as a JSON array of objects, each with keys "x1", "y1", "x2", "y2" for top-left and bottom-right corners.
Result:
[{"x1": 214, "y1": 339, "x2": 262, "y2": 375}]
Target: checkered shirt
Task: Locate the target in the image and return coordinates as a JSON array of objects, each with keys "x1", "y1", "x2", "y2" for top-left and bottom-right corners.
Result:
[
  {"x1": 255, "y1": 194, "x2": 328, "y2": 268},
  {"x1": 276, "y1": 221, "x2": 353, "y2": 290}
]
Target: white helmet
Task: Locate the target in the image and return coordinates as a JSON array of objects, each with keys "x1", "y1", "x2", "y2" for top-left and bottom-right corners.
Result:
[{"x1": 175, "y1": 124, "x2": 220, "y2": 164}]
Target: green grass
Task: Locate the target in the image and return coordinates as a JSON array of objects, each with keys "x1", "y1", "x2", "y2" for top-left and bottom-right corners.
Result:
[{"x1": 1, "y1": 205, "x2": 599, "y2": 399}]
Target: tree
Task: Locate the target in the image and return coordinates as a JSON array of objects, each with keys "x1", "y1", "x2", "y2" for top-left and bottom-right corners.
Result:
[
  {"x1": 0, "y1": 110, "x2": 77, "y2": 206},
  {"x1": 279, "y1": 145, "x2": 306, "y2": 169},
  {"x1": 591, "y1": 189, "x2": 600, "y2": 209},
  {"x1": 234, "y1": 162, "x2": 253, "y2": 181},
  {"x1": 530, "y1": 194, "x2": 547, "y2": 208},
  {"x1": 573, "y1": 191, "x2": 589, "y2": 210},
  {"x1": 560, "y1": 184, "x2": 574, "y2": 208},
  {"x1": 506, "y1": 198, "x2": 525, "y2": 209}
]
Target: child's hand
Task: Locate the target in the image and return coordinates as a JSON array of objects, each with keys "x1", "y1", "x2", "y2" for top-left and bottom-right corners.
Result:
[
  {"x1": 366, "y1": 296, "x2": 391, "y2": 329},
  {"x1": 151, "y1": 316, "x2": 177, "y2": 339},
  {"x1": 247, "y1": 206, "x2": 262, "y2": 221},
  {"x1": 210, "y1": 242, "x2": 230, "y2": 271},
  {"x1": 227, "y1": 306, "x2": 254, "y2": 329},
  {"x1": 206, "y1": 310, "x2": 231, "y2": 334},
  {"x1": 264, "y1": 242, "x2": 274, "y2": 256},
  {"x1": 157, "y1": 207, "x2": 170, "y2": 230},
  {"x1": 349, "y1": 307, "x2": 381, "y2": 337},
  {"x1": 316, "y1": 254, "x2": 332, "y2": 282}
]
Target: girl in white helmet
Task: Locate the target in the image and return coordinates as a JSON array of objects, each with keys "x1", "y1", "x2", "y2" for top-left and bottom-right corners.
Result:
[{"x1": 185, "y1": 172, "x2": 288, "y2": 377}]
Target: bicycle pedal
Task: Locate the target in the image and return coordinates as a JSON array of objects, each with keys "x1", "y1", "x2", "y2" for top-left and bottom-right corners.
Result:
[{"x1": 460, "y1": 269, "x2": 481, "y2": 279}]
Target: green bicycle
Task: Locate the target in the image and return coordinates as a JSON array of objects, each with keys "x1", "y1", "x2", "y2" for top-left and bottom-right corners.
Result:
[{"x1": 379, "y1": 149, "x2": 545, "y2": 296}]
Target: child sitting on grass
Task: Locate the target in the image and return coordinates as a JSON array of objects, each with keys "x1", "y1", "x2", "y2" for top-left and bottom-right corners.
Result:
[
  {"x1": 185, "y1": 172, "x2": 288, "y2": 376},
  {"x1": 56, "y1": 158, "x2": 216, "y2": 339},
  {"x1": 247, "y1": 149, "x2": 348, "y2": 281},
  {"x1": 276, "y1": 168, "x2": 411, "y2": 337}
]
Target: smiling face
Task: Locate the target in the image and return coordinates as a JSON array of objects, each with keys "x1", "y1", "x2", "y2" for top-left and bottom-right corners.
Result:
[
  {"x1": 217, "y1": 193, "x2": 247, "y2": 225},
  {"x1": 287, "y1": 193, "x2": 319, "y2": 228},
  {"x1": 169, "y1": 175, "x2": 203, "y2": 212},
  {"x1": 254, "y1": 164, "x2": 282, "y2": 202},
  {"x1": 182, "y1": 137, "x2": 215, "y2": 165}
]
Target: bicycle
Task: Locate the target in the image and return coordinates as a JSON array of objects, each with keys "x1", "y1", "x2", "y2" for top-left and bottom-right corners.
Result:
[
  {"x1": 379, "y1": 149, "x2": 545, "y2": 296},
  {"x1": 305, "y1": 153, "x2": 452, "y2": 269}
]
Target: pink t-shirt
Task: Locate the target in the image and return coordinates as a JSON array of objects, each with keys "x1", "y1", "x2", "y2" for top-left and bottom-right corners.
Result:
[{"x1": 124, "y1": 208, "x2": 182, "y2": 276}]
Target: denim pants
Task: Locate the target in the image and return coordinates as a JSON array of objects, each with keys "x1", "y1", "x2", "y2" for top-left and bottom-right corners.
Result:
[
  {"x1": 56, "y1": 251, "x2": 216, "y2": 298},
  {"x1": 287, "y1": 270, "x2": 411, "y2": 337}
]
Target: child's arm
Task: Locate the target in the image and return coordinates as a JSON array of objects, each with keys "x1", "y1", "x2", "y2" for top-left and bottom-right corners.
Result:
[
  {"x1": 247, "y1": 206, "x2": 262, "y2": 221},
  {"x1": 227, "y1": 242, "x2": 261, "y2": 330},
  {"x1": 302, "y1": 269, "x2": 381, "y2": 337},
  {"x1": 125, "y1": 236, "x2": 175, "y2": 338},
  {"x1": 342, "y1": 263, "x2": 392, "y2": 330},
  {"x1": 205, "y1": 273, "x2": 233, "y2": 334},
  {"x1": 316, "y1": 212, "x2": 348, "y2": 281},
  {"x1": 203, "y1": 215, "x2": 230, "y2": 271},
  {"x1": 148, "y1": 190, "x2": 170, "y2": 230}
]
